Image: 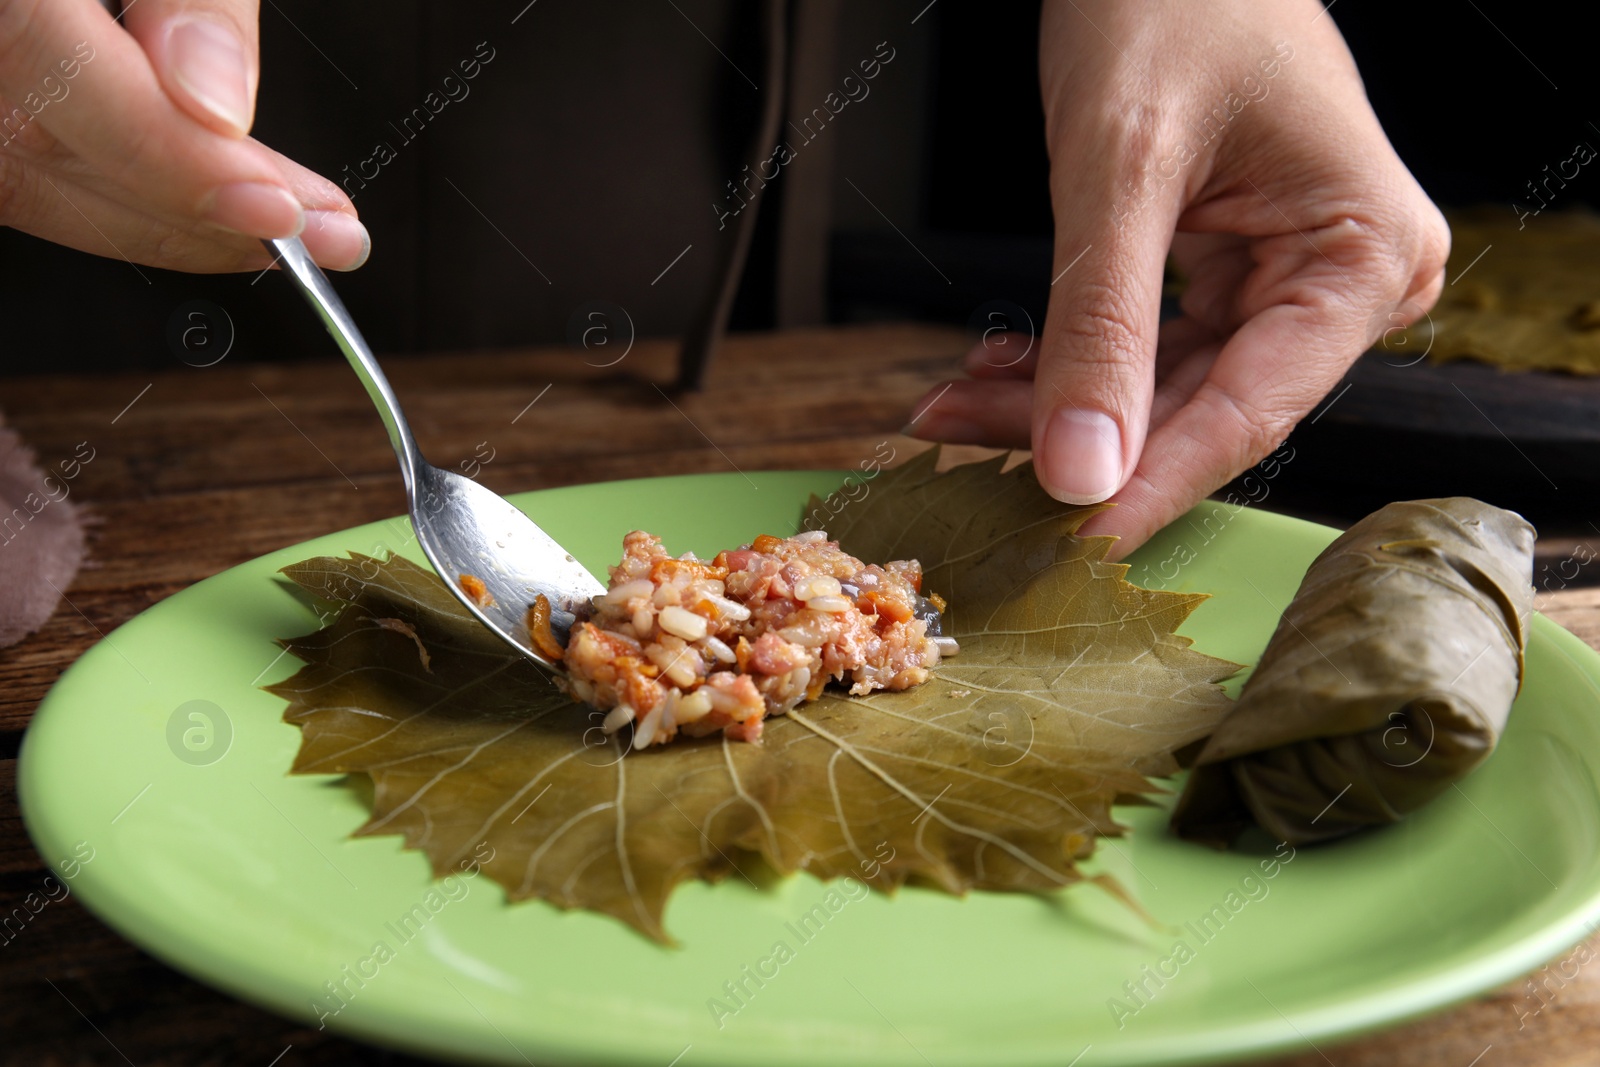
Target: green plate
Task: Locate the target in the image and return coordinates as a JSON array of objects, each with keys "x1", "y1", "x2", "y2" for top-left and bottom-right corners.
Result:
[{"x1": 20, "y1": 471, "x2": 1600, "y2": 1066}]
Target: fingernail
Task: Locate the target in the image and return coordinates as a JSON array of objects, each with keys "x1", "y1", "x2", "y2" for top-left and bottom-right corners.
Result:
[
  {"x1": 307, "y1": 210, "x2": 372, "y2": 271},
  {"x1": 169, "y1": 18, "x2": 252, "y2": 135},
  {"x1": 202, "y1": 182, "x2": 304, "y2": 238},
  {"x1": 1041, "y1": 408, "x2": 1123, "y2": 504}
]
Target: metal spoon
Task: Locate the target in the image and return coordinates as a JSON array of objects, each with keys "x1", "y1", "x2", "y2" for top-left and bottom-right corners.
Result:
[{"x1": 264, "y1": 236, "x2": 603, "y2": 670}]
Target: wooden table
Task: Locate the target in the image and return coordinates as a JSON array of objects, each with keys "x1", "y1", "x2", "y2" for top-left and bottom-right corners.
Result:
[{"x1": 3, "y1": 324, "x2": 1597, "y2": 1066}]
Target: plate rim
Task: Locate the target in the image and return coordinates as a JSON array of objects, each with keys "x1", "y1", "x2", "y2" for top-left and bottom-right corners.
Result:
[{"x1": 19, "y1": 470, "x2": 1600, "y2": 1066}]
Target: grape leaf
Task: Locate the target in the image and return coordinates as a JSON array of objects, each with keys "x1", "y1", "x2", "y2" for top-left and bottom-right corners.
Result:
[
  {"x1": 269, "y1": 451, "x2": 1238, "y2": 943},
  {"x1": 1379, "y1": 207, "x2": 1600, "y2": 375}
]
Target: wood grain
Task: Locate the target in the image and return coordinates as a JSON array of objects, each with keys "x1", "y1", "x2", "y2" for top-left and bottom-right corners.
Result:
[{"x1": 2, "y1": 324, "x2": 1597, "y2": 1066}]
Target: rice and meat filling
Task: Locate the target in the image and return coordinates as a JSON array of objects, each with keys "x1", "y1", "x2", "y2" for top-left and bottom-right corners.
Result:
[{"x1": 560, "y1": 530, "x2": 955, "y2": 748}]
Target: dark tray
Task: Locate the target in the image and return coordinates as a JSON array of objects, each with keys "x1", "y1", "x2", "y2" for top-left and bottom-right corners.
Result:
[{"x1": 1222, "y1": 351, "x2": 1600, "y2": 528}]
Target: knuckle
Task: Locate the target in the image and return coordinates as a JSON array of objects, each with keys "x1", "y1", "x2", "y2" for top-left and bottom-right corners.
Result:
[
  {"x1": 1341, "y1": 195, "x2": 1452, "y2": 328},
  {"x1": 1053, "y1": 280, "x2": 1147, "y2": 366},
  {"x1": 1049, "y1": 84, "x2": 1165, "y2": 163},
  {"x1": 1358, "y1": 192, "x2": 1452, "y2": 299},
  {"x1": 1102, "y1": 98, "x2": 1166, "y2": 169},
  {"x1": 1411, "y1": 203, "x2": 1452, "y2": 292},
  {"x1": 1197, "y1": 379, "x2": 1298, "y2": 464}
]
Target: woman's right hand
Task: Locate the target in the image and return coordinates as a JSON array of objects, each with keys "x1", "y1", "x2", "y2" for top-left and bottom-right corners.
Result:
[{"x1": 0, "y1": 0, "x2": 367, "y2": 273}]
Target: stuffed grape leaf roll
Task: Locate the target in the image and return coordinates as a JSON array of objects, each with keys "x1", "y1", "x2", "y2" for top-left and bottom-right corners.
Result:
[{"x1": 1171, "y1": 498, "x2": 1536, "y2": 848}]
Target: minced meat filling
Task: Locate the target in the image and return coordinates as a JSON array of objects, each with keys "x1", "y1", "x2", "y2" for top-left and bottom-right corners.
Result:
[{"x1": 559, "y1": 529, "x2": 953, "y2": 748}]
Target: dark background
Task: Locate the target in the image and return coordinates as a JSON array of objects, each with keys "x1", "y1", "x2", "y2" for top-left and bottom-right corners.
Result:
[
  {"x1": 3, "y1": 8, "x2": 1599, "y2": 1063},
  {"x1": 1, "y1": 1, "x2": 1594, "y2": 377}
]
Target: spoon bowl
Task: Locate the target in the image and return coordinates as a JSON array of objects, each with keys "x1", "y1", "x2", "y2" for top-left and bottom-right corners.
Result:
[{"x1": 265, "y1": 236, "x2": 603, "y2": 669}]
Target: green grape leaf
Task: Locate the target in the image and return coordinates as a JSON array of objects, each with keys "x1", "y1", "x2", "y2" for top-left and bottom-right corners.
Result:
[
  {"x1": 1379, "y1": 207, "x2": 1600, "y2": 375},
  {"x1": 270, "y1": 451, "x2": 1238, "y2": 943}
]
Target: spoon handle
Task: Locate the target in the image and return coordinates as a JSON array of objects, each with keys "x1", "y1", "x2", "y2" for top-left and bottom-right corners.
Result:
[{"x1": 263, "y1": 237, "x2": 424, "y2": 494}]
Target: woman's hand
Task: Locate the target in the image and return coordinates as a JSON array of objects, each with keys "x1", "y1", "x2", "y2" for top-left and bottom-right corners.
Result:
[
  {"x1": 907, "y1": 0, "x2": 1448, "y2": 557},
  {"x1": 0, "y1": 0, "x2": 366, "y2": 272}
]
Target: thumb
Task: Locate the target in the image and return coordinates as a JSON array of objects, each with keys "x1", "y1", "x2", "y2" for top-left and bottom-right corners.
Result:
[{"x1": 1033, "y1": 174, "x2": 1174, "y2": 505}]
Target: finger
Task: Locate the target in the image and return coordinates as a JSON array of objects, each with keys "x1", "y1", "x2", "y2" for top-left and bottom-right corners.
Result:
[
  {"x1": 258, "y1": 137, "x2": 368, "y2": 269},
  {"x1": 3, "y1": 111, "x2": 365, "y2": 267},
  {"x1": 3, "y1": 155, "x2": 364, "y2": 272},
  {"x1": 122, "y1": 0, "x2": 260, "y2": 138},
  {"x1": 961, "y1": 312, "x2": 1219, "y2": 376},
  {"x1": 23, "y1": 113, "x2": 362, "y2": 228},
  {"x1": 1086, "y1": 184, "x2": 1449, "y2": 558},
  {"x1": 1172, "y1": 233, "x2": 1253, "y2": 335},
  {"x1": 1390, "y1": 263, "x2": 1446, "y2": 330},
  {"x1": 962, "y1": 331, "x2": 1040, "y2": 380},
  {"x1": 0, "y1": 1, "x2": 302, "y2": 237},
  {"x1": 923, "y1": 322, "x2": 1222, "y2": 453},
  {"x1": 259, "y1": 138, "x2": 353, "y2": 213},
  {"x1": 0, "y1": 165, "x2": 273, "y2": 270},
  {"x1": 301, "y1": 206, "x2": 369, "y2": 271},
  {"x1": 1153, "y1": 315, "x2": 1222, "y2": 381},
  {"x1": 1149, "y1": 339, "x2": 1222, "y2": 431},
  {"x1": 1083, "y1": 300, "x2": 1360, "y2": 557},
  {"x1": 903, "y1": 379, "x2": 1032, "y2": 449},
  {"x1": 938, "y1": 307, "x2": 1223, "y2": 439},
  {"x1": 1033, "y1": 160, "x2": 1175, "y2": 505}
]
